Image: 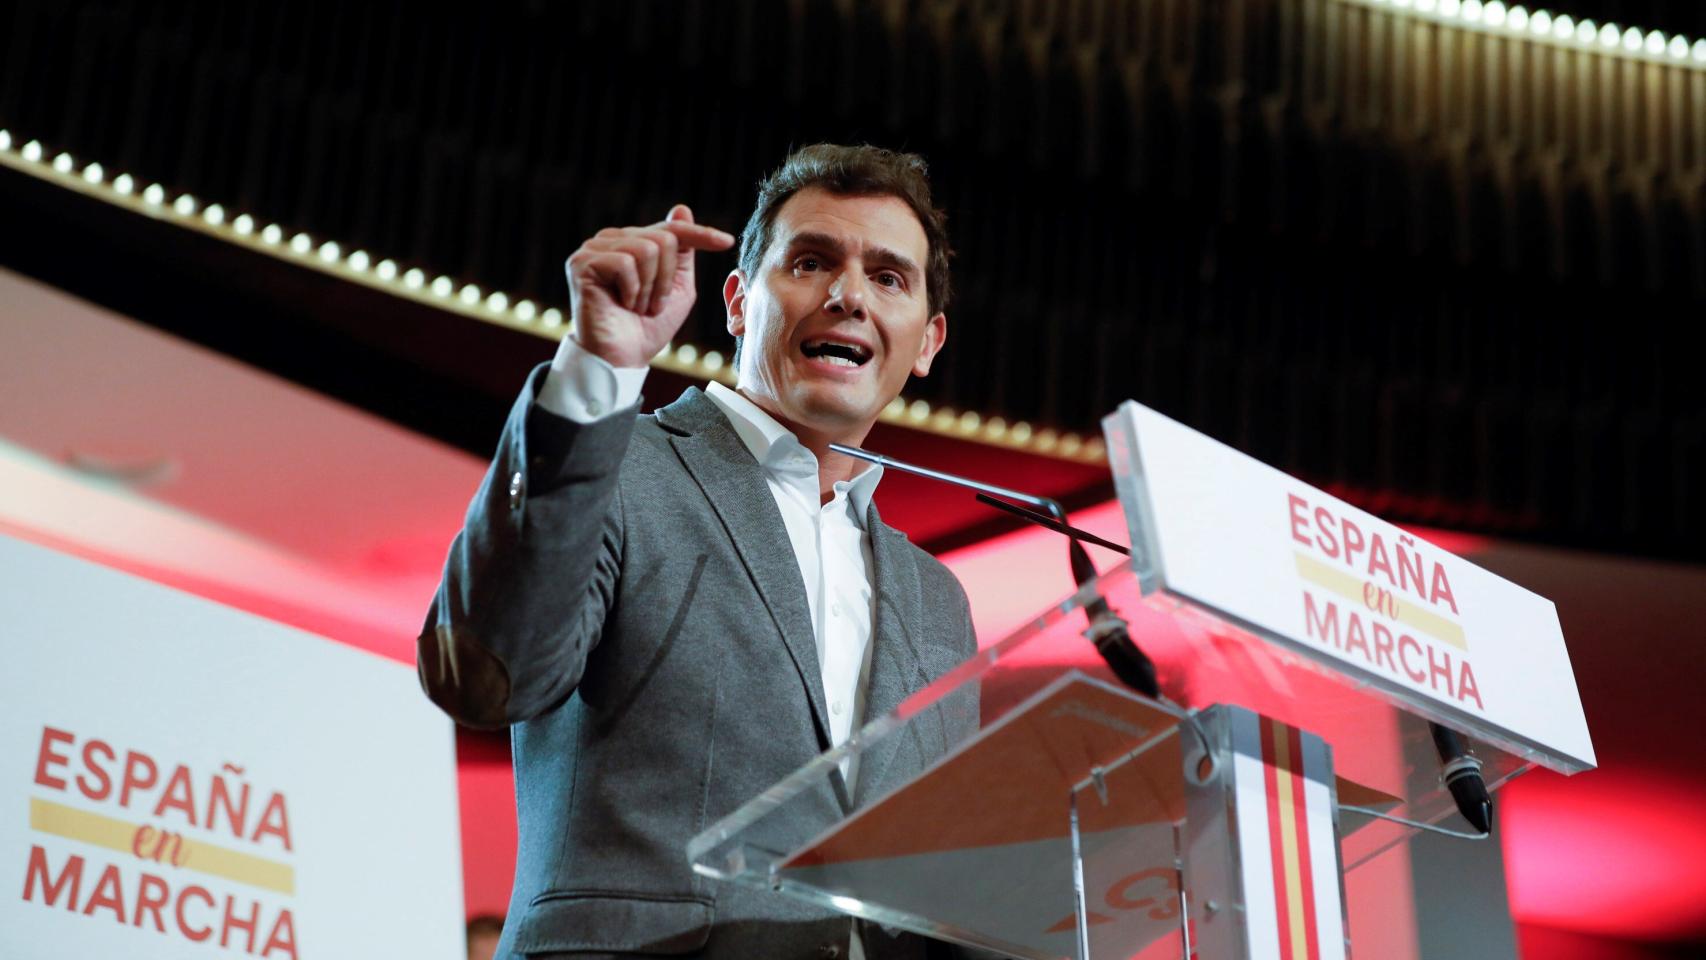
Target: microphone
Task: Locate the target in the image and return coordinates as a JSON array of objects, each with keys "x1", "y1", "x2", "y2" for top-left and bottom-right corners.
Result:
[
  {"x1": 828, "y1": 442, "x2": 1161, "y2": 700},
  {"x1": 1067, "y1": 536, "x2": 1159, "y2": 698},
  {"x1": 1430, "y1": 723, "x2": 1492, "y2": 835}
]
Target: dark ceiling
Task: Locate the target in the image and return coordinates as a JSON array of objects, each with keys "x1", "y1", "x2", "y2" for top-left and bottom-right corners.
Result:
[
  {"x1": 1, "y1": 0, "x2": 1702, "y2": 560},
  {"x1": 1548, "y1": 0, "x2": 1706, "y2": 35}
]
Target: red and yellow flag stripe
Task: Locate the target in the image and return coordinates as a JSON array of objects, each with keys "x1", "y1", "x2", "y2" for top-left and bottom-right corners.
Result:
[{"x1": 1261, "y1": 718, "x2": 1321, "y2": 960}]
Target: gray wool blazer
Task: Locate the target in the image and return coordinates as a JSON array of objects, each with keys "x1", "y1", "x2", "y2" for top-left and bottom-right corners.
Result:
[{"x1": 418, "y1": 366, "x2": 982, "y2": 960}]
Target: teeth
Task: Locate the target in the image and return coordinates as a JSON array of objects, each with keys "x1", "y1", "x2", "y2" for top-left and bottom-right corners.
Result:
[{"x1": 804, "y1": 339, "x2": 869, "y2": 364}]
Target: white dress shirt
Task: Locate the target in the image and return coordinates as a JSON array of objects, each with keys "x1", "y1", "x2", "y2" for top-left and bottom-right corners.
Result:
[{"x1": 540, "y1": 340, "x2": 881, "y2": 757}]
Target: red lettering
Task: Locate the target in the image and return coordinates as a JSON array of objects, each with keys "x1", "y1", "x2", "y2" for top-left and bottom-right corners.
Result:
[
  {"x1": 1104, "y1": 867, "x2": 1178, "y2": 921},
  {"x1": 131, "y1": 826, "x2": 187, "y2": 867},
  {"x1": 1367, "y1": 534, "x2": 1395, "y2": 585},
  {"x1": 1288, "y1": 494, "x2": 1311, "y2": 546},
  {"x1": 1341, "y1": 518, "x2": 1366, "y2": 569},
  {"x1": 208, "y1": 775, "x2": 250, "y2": 839},
  {"x1": 1371, "y1": 621, "x2": 1398, "y2": 673},
  {"x1": 78, "y1": 739, "x2": 115, "y2": 801},
  {"x1": 177, "y1": 885, "x2": 215, "y2": 942},
  {"x1": 1314, "y1": 507, "x2": 1340, "y2": 558},
  {"x1": 1430, "y1": 563, "x2": 1461, "y2": 615},
  {"x1": 1459, "y1": 660, "x2": 1485, "y2": 710},
  {"x1": 135, "y1": 872, "x2": 170, "y2": 932},
  {"x1": 1396, "y1": 537, "x2": 1425, "y2": 596},
  {"x1": 1303, "y1": 592, "x2": 1340, "y2": 647},
  {"x1": 261, "y1": 909, "x2": 299, "y2": 960},
  {"x1": 1361, "y1": 581, "x2": 1398, "y2": 619},
  {"x1": 1344, "y1": 613, "x2": 1371, "y2": 661},
  {"x1": 21, "y1": 845, "x2": 83, "y2": 909},
  {"x1": 252, "y1": 793, "x2": 293, "y2": 852},
  {"x1": 154, "y1": 765, "x2": 199, "y2": 826},
  {"x1": 33, "y1": 727, "x2": 74, "y2": 791},
  {"x1": 132, "y1": 825, "x2": 156, "y2": 860},
  {"x1": 81, "y1": 863, "x2": 126, "y2": 924},
  {"x1": 1428, "y1": 645, "x2": 1456, "y2": 698},
  {"x1": 222, "y1": 894, "x2": 260, "y2": 953},
  {"x1": 120, "y1": 751, "x2": 159, "y2": 809},
  {"x1": 1398, "y1": 634, "x2": 1427, "y2": 682}
]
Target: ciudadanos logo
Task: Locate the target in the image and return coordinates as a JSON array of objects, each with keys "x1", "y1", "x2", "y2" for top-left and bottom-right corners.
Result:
[{"x1": 21, "y1": 726, "x2": 300, "y2": 957}]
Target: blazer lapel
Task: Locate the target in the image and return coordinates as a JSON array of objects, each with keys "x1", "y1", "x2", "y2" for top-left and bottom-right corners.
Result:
[
  {"x1": 658, "y1": 390, "x2": 834, "y2": 750},
  {"x1": 853, "y1": 508, "x2": 938, "y2": 807}
]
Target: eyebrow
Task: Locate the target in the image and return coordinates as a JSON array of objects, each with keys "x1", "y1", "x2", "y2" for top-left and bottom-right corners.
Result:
[{"x1": 783, "y1": 231, "x2": 923, "y2": 284}]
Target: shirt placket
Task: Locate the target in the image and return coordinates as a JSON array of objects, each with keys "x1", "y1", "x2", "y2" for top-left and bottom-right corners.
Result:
[{"x1": 818, "y1": 490, "x2": 850, "y2": 746}]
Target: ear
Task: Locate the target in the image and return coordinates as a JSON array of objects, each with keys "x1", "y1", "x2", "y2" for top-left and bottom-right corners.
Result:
[
  {"x1": 723, "y1": 270, "x2": 748, "y2": 337},
  {"x1": 911, "y1": 312, "x2": 948, "y2": 377}
]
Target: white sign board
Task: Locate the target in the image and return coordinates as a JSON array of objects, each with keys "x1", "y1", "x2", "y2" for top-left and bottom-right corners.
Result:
[
  {"x1": 0, "y1": 535, "x2": 464, "y2": 959},
  {"x1": 1103, "y1": 401, "x2": 1594, "y2": 772}
]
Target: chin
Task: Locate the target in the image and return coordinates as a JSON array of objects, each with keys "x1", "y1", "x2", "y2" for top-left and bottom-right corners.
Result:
[{"x1": 784, "y1": 388, "x2": 878, "y2": 432}]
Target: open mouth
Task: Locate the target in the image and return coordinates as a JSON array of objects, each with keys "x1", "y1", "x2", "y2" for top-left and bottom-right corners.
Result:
[{"x1": 801, "y1": 338, "x2": 873, "y2": 368}]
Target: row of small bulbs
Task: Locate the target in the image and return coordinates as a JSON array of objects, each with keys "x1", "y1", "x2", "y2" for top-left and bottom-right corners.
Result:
[
  {"x1": 1361, "y1": 0, "x2": 1706, "y2": 63},
  {"x1": 0, "y1": 127, "x2": 1106, "y2": 462},
  {"x1": 5, "y1": 129, "x2": 569, "y2": 324}
]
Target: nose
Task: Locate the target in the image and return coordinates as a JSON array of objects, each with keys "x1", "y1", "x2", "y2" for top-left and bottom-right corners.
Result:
[{"x1": 824, "y1": 270, "x2": 868, "y2": 319}]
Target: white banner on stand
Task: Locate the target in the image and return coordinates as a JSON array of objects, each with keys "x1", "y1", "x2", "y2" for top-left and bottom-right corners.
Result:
[
  {"x1": 0, "y1": 534, "x2": 463, "y2": 959},
  {"x1": 1104, "y1": 401, "x2": 1594, "y2": 772}
]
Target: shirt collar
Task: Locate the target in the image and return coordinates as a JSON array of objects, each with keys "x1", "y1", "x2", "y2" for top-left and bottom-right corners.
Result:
[{"x1": 703, "y1": 381, "x2": 883, "y2": 524}]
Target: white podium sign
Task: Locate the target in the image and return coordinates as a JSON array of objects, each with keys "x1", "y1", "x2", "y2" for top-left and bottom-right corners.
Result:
[
  {"x1": 1103, "y1": 401, "x2": 1594, "y2": 772},
  {"x1": 0, "y1": 535, "x2": 463, "y2": 959}
]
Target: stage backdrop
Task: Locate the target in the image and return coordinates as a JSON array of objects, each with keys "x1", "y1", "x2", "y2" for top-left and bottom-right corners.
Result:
[{"x1": 0, "y1": 534, "x2": 462, "y2": 959}]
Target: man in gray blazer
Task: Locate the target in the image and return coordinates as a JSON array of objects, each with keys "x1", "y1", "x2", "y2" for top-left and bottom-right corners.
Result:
[{"x1": 419, "y1": 145, "x2": 985, "y2": 959}]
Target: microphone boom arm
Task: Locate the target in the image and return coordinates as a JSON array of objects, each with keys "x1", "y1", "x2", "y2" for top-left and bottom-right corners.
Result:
[{"x1": 830, "y1": 441, "x2": 1159, "y2": 698}]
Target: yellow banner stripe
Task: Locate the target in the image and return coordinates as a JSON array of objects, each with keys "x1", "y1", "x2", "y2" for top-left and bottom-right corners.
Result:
[
  {"x1": 1272, "y1": 728, "x2": 1309, "y2": 960},
  {"x1": 1293, "y1": 552, "x2": 1466, "y2": 650},
  {"x1": 29, "y1": 796, "x2": 295, "y2": 895}
]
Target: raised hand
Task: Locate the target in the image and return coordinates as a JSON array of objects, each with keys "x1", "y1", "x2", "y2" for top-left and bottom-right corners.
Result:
[{"x1": 564, "y1": 204, "x2": 735, "y2": 369}]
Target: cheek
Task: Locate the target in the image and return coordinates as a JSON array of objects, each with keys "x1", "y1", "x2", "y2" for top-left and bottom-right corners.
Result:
[
  {"x1": 765, "y1": 298, "x2": 814, "y2": 346},
  {"x1": 892, "y1": 325, "x2": 929, "y2": 366},
  {"x1": 745, "y1": 300, "x2": 785, "y2": 345}
]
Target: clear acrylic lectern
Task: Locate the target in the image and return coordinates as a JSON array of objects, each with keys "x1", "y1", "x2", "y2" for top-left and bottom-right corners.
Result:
[{"x1": 689, "y1": 402, "x2": 1592, "y2": 960}]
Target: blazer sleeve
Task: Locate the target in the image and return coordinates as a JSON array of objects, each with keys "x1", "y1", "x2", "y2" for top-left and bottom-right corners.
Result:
[{"x1": 417, "y1": 363, "x2": 635, "y2": 728}]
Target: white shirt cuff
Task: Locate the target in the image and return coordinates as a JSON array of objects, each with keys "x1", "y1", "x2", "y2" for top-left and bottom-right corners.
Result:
[{"x1": 538, "y1": 338, "x2": 649, "y2": 423}]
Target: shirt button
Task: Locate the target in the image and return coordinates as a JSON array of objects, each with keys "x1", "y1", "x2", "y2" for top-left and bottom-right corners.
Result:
[
  {"x1": 586, "y1": 399, "x2": 603, "y2": 416},
  {"x1": 831, "y1": 603, "x2": 842, "y2": 617},
  {"x1": 508, "y1": 471, "x2": 524, "y2": 510},
  {"x1": 831, "y1": 700, "x2": 843, "y2": 716},
  {"x1": 818, "y1": 945, "x2": 841, "y2": 960}
]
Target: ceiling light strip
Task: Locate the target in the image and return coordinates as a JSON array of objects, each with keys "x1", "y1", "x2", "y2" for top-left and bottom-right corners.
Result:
[
  {"x1": 0, "y1": 133, "x2": 1105, "y2": 465},
  {"x1": 1344, "y1": 0, "x2": 1706, "y2": 67}
]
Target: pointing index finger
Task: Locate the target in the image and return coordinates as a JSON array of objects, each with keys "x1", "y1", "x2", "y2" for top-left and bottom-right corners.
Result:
[{"x1": 658, "y1": 219, "x2": 737, "y2": 251}]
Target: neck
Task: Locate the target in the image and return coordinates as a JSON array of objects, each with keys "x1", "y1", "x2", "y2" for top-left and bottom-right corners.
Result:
[{"x1": 736, "y1": 387, "x2": 875, "y2": 504}]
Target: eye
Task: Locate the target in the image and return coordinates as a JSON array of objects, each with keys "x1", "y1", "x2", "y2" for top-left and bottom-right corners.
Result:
[
  {"x1": 874, "y1": 271, "x2": 905, "y2": 290},
  {"x1": 793, "y1": 255, "x2": 822, "y2": 272}
]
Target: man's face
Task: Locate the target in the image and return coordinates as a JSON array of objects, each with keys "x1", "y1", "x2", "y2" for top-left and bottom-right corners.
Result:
[{"x1": 724, "y1": 187, "x2": 946, "y2": 439}]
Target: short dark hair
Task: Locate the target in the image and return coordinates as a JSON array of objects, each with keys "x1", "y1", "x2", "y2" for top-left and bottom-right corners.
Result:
[{"x1": 738, "y1": 143, "x2": 953, "y2": 315}]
